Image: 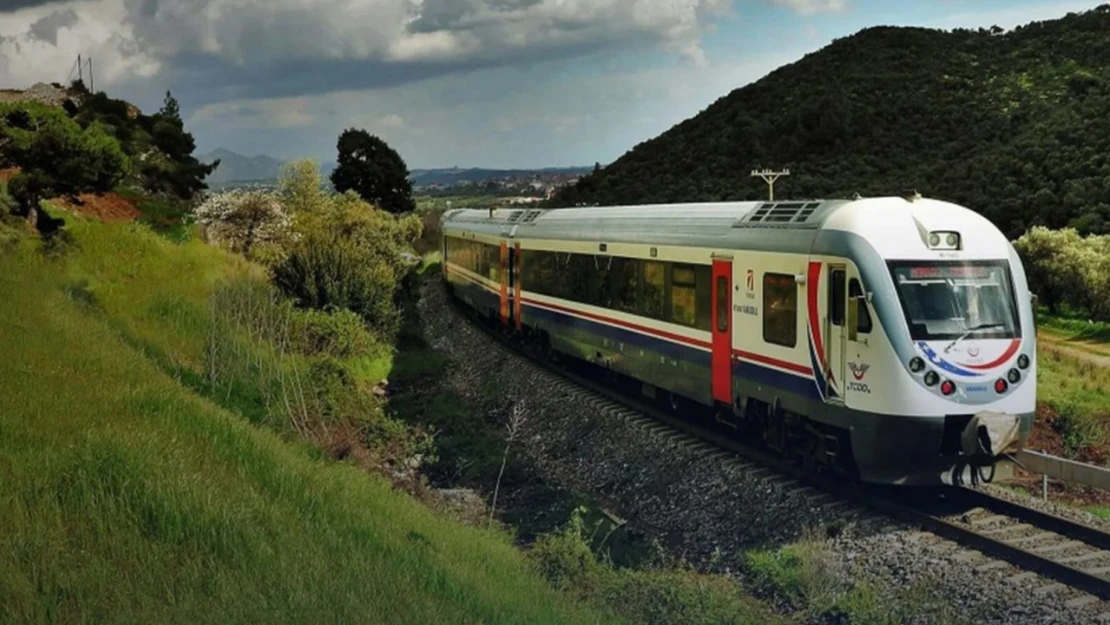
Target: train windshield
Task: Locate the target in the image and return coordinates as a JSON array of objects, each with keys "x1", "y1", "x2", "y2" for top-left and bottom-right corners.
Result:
[{"x1": 888, "y1": 260, "x2": 1021, "y2": 341}]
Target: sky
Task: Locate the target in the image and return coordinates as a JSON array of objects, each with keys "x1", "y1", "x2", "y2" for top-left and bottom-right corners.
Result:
[{"x1": 0, "y1": 0, "x2": 1105, "y2": 169}]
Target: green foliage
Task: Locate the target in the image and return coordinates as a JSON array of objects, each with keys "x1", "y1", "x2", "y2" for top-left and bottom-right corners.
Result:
[
  {"x1": 0, "y1": 102, "x2": 130, "y2": 218},
  {"x1": 550, "y1": 6, "x2": 1110, "y2": 240},
  {"x1": 271, "y1": 193, "x2": 422, "y2": 339},
  {"x1": 1014, "y1": 226, "x2": 1110, "y2": 320},
  {"x1": 288, "y1": 306, "x2": 381, "y2": 360},
  {"x1": 0, "y1": 241, "x2": 626, "y2": 625},
  {"x1": 330, "y1": 128, "x2": 416, "y2": 214},
  {"x1": 278, "y1": 158, "x2": 329, "y2": 216},
  {"x1": 74, "y1": 89, "x2": 216, "y2": 199}
]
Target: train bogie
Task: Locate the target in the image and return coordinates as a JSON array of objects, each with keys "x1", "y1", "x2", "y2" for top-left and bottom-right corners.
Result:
[{"x1": 439, "y1": 196, "x2": 1036, "y2": 487}]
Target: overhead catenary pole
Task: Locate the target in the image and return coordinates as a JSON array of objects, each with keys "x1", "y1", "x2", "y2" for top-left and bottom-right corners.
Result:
[{"x1": 750, "y1": 168, "x2": 790, "y2": 202}]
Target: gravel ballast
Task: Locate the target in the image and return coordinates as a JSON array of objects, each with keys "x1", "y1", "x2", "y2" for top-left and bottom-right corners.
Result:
[{"x1": 420, "y1": 278, "x2": 1110, "y2": 624}]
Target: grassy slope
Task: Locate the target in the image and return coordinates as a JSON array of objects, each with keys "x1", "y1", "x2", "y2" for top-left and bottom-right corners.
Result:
[{"x1": 0, "y1": 215, "x2": 620, "y2": 625}]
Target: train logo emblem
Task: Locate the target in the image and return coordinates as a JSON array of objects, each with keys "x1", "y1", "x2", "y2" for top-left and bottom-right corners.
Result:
[
  {"x1": 848, "y1": 361, "x2": 870, "y2": 381},
  {"x1": 746, "y1": 269, "x2": 754, "y2": 292},
  {"x1": 967, "y1": 347, "x2": 980, "y2": 358}
]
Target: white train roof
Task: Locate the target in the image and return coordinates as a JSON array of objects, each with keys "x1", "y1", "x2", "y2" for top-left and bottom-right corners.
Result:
[{"x1": 441, "y1": 195, "x2": 1013, "y2": 260}]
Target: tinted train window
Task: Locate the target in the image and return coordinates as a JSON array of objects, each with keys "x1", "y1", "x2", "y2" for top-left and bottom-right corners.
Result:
[
  {"x1": 763, "y1": 272, "x2": 797, "y2": 348},
  {"x1": 716, "y1": 276, "x2": 728, "y2": 333},
  {"x1": 671, "y1": 264, "x2": 697, "y2": 327},
  {"x1": 849, "y1": 278, "x2": 873, "y2": 333},
  {"x1": 695, "y1": 266, "x2": 712, "y2": 331},
  {"x1": 612, "y1": 258, "x2": 639, "y2": 313},
  {"x1": 829, "y1": 269, "x2": 845, "y2": 326},
  {"x1": 642, "y1": 262, "x2": 665, "y2": 318}
]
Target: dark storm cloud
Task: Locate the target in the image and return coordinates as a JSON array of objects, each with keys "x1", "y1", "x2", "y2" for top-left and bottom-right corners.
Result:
[
  {"x1": 0, "y1": 0, "x2": 58, "y2": 11},
  {"x1": 28, "y1": 8, "x2": 78, "y2": 45}
]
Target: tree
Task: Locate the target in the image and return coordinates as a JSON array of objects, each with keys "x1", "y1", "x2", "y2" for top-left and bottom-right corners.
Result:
[
  {"x1": 329, "y1": 128, "x2": 415, "y2": 215},
  {"x1": 159, "y1": 90, "x2": 181, "y2": 121},
  {"x1": 0, "y1": 102, "x2": 129, "y2": 234},
  {"x1": 278, "y1": 158, "x2": 328, "y2": 216}
]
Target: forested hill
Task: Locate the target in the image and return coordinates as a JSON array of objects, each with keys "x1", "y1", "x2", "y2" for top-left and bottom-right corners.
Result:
[{"x1": 548, "y1": 5, "x2": 1110, "y2": 239}]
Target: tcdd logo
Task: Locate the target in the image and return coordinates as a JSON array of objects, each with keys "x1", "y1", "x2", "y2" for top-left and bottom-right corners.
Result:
[{"x1": 746, "y1": 269, "x2": 754, "y2": 291}]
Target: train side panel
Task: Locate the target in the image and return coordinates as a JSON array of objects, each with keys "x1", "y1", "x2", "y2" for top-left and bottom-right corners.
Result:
[{"x1": 516, "y1": 237, "x2": 715, "y2": 407}]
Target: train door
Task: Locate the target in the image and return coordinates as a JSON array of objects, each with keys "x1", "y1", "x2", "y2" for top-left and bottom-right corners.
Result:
[
  {"x1": 512, "y1": 242, "x2": 523, "y2": 330},
  {"x1": 499, "y1": 241, "x2": 510, "y2": 326},
  {"x1": 711, "y1": 257, "x2": 733, "y2": 405},
  {"x1": 825, "y1": 264, "x2": 847, "y2": 404}
]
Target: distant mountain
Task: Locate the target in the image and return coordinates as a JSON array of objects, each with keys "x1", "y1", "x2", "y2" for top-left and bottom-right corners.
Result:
[
  {"x1": 409, "y1": 166, "x2": 594, "y2": 187},
  {"x1": 198, "y1": 149, "x2": 592, "y2": 191},
  {"x1": 550, "y1": 5, "x2": 1110, "y2": 238}
]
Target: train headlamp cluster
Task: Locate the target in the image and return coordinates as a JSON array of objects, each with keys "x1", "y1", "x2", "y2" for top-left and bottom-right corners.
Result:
[
  {"x1": 909, "y1": 353, "x2": 1031, "y2": 397},
  {"x1": 927, "y1": 231, "x2": 961, "y2": 250}
]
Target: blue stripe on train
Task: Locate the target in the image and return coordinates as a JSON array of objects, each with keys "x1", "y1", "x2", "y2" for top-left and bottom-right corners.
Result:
[
  {"x1": 523, "y1": 301, "x2": 821, "y2": 401},
  {"x1": 732, "y1": 360, "x2": 823, "y2": 402},
  {"x1": 523, "y1": 301, "x2": 711, "y2": 367}
]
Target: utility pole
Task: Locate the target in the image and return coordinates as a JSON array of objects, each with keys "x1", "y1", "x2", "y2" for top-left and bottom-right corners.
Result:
[
  {"x1": 87, "y1": 57, "x2": 94, "y2": 93},
  {"x1": 751, "y1": 168, "x2": 790, "y2": 202},
  {"x1": 77, "y1": 54, "x2": 83, "y2": 85}
]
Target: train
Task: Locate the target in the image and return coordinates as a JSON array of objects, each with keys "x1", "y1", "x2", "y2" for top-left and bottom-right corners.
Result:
[{"x1": 438, "y1": 194, "x2": 1037, "y2": 486}]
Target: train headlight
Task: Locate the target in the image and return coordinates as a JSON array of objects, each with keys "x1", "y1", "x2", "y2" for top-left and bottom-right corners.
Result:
[
  {"x1": 1008, "y1": 368, "x2": 1021, "y2": 384},
  {"x1": 927, "y1": 231, "x2": 961, "y2": 250},
  {"x1": 995, "y1": 378, "x2": 1008, "y2": 394},
  {"x1": 940, "y1": 380, "x2": 956, "y2": 396},
  {"x1": 924, "y1": 371, "x2": 939, "y2": 387},
  {"x1": 1017, "y1": 354, "x2": 1030, "y2": 370},
  {"x1": 909, "y1": 357, "x2": 925, "y2": 373}
]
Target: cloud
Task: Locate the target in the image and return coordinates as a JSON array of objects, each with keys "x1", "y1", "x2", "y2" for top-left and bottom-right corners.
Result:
[
  {"x1": 768, "y1": 0, "x2": 847, "y2": 16},
  {"x1": 1, "y1": 0, "x2": 746, "y2": 101},
  {"x1": 184, "y1": 47, "x2": 802, "y2": 168},
  {"x1": 28, "y1": 7, "x2": 77, "y2": 45}
]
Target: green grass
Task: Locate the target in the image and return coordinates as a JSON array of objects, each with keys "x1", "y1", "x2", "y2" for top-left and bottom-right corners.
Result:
[
  {"x1": 0, "y1": 218, "x2": 625, "y2": 624},
  {"x1": 1037, "y1": 346, "x2": 1110, "y2": 456},
  {"x1": 1039, "y1": 310, "x2": 1110, "y2": 344}
]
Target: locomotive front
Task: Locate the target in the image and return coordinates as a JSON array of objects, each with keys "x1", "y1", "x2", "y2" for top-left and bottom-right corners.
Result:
[{"x1": 821, "y1": 197, "x2": 1036, "y2": 486}]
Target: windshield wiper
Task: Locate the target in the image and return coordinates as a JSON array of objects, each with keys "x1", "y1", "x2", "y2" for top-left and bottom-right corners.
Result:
[{"x1": 944, "y1": 323, "x2": 1006, "y2": 353}]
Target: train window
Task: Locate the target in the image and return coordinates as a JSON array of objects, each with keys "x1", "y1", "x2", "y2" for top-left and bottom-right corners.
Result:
[
  {"x1": 671, "y1": 264, "x2": 698, "y2": 327},
  {"x1": 613, "y1": 258, "x2": 639, "y2": 313},
  {"x1": 716, "y1": 276, "x2": 728, "y2": 332},
  {"x1": 849, "y1": 278, "x2": 873, "y2": 333},
  {"x1": 642, "y1": 262, "x2": 665, "y2": 318},
  {"x1": 829, "y1": 268, "x2": 846, "y2": 326},
  {"x1": 763, "y1": 272, "x2": 798, "y2": 348},
  {"x1": 695, "y1": 266, "x2": 712, "y2": 331}
]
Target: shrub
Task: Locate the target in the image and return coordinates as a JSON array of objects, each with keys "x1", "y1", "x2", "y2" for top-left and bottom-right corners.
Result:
[
  {"x1": 271, "y1": 193, "x2": 420, "y2": 339},
  {"x1": 1013, "y1": 226, "x2": 1110, "y2": 321},
  {"x1": 289, "y1": 307, "x2": 379, "y2": 360},
  {"x1": 194, "y1": 188, "x2": 291, "y2": 262}
]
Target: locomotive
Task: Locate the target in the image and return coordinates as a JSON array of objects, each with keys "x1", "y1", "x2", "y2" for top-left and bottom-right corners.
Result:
[{"x1": 439, "y1": 194, "x2": 1036, "y2": 486}]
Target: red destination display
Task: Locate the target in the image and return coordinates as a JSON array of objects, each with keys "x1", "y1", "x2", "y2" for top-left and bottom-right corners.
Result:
[{"x1": 907, "y1": 265, "x2": 992, "y2": 279}]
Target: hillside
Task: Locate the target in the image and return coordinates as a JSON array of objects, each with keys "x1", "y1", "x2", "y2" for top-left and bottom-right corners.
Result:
[
  {"x1": 550, "y1": 5, "x2": 1110, "y2": 239},
  {"x1": 0, "y1": 211, "x2": 625, "y2": 625}
]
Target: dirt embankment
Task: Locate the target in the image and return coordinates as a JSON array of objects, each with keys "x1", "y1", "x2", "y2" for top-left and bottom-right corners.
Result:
[{"x1": 50, "y1": 193, "x2": 141, "y2": 223}]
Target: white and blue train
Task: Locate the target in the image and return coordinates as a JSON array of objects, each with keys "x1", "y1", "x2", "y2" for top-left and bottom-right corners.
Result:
[{"x1": 439, "y1": 194, "x2": 1036, "y2": 486}]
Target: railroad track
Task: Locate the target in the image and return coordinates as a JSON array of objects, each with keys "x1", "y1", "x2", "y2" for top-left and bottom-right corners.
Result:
[{"x1": 452, "y1": 298, "x2": 1110, "y2": 614}]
